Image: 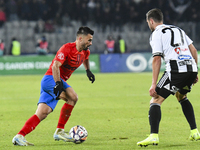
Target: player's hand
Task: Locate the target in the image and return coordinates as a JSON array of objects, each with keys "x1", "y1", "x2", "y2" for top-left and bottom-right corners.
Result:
[
  {"x1": 86, "y1": 69, "x2": 95, "y2": 83},
  {"x1": 149, "y1": 83, "x2": 157, "y2": 97},
  {"x1": 54, "y1": 81, "x2": 64, "y2": 99}
]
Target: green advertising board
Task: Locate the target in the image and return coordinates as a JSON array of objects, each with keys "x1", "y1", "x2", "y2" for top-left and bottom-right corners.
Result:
[{"x1": 0, "y1": 54, "x2": 100, "y2": 75}]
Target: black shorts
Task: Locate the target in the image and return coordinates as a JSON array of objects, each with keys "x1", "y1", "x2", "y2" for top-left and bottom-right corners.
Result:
[{"x1": 156, "y1": 71, "x2": 197, "y2": 99}]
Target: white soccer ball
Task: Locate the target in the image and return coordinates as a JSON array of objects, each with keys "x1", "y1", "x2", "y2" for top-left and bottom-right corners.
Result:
[{"x1": 69, "y1": 125, "x2": 88, "y2": 144}]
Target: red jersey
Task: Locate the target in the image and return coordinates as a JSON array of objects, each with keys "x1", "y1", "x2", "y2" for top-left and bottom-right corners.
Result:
[
  {"x1": 39, "y1": 41, "x2": 48, "y2": 49},
  {"x1": 0, "y1": 43, "x2": 4, "y2": 50},
  {"x1": 45, "y1": 42, "x2": 90, "y2": 81},
  {"x1": 105, "y1": 40, "x2": 115, "y2": 52}
]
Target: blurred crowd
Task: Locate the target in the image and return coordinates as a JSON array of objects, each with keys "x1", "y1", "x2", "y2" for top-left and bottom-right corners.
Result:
[{"x1": 0, "y1": 0, "x2": 200, "y2": 29}]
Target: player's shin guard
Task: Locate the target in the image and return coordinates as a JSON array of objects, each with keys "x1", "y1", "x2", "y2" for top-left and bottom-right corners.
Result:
[
  {"x1": 18, "y1": 114, "x2": 40, "y2": 136},
  {"x1": 179, "y1": 97, "x2": 197, "y2": 130},
  {"x1": 149, "y1": 103, "x2": 161, "y2": 134}
]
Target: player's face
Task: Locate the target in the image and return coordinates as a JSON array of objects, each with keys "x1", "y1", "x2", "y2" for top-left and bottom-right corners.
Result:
[{"x1": 81, "y1": 34, "x2": 93, "y2": 50}]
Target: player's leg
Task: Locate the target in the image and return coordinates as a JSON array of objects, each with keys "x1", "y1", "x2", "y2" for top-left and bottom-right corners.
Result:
[
  {"x1": 12, "y1": 75, "x2": 57, "y2": 146},
  {"x1": 137, "y1": 72, "x2": 172, "y2": 147},
  {"x1": 174, "y1": 72, "x2": 200, "y2": 141},
  {"x1": 176, "y1": 92, "x2": 200, "y2": 141},
  {"x1": 137, "y1": 96, "x2": 164, "y2": 147},
  {"x1": 57, "y1": 87, "x2": 78, "y2": 129},
  {"x1": 12, "y1": 103, "x2": 52, "y2": 146},
  {"x1": 54, "y1": 84, "x2": 78, "y2": 142}
]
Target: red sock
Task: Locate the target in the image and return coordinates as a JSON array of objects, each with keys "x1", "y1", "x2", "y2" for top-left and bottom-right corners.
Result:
[
  {"x1": 57, "y1": 103, "x2": 74, "y2": 129},
  {"x1": 18, "y1": 114, "x2": 40, "y2": 137}
]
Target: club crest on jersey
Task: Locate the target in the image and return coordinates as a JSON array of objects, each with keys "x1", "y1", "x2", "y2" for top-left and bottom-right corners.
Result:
[
  {"x1": 57, "y1": 53, "x2": 64, "y2": 60},
  {"x1": 174, "y1": 47, "x2": 180, "y2": 54},
  {"x1": 178, "y1": 55, "x2": 192, "y2": 60}
]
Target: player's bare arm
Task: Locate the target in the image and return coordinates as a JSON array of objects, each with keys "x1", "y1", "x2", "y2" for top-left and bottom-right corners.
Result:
[
  {"x1": 52, "y1": 60, "x2": 65, "y2": 98},
  {"x1": 149, "y1": 56, "x2": 161, "y2": 97},
  {"x1": 83, "y1": 59, "x2": 90, "y2": 70},
  {"x1": 52, "y1": 60, "x2": 62, "y2": 82},
  {"x1": 188, "y1": 44, "x2": 199, "y2": 84},
  {"x1": 189, "y1": 44, "x2": 198, "y2": 64}
]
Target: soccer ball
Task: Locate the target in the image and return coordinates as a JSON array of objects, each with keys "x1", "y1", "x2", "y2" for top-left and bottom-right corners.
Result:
[{"x1": 69, "y1": 125, "x2": 88, "y2": 144}]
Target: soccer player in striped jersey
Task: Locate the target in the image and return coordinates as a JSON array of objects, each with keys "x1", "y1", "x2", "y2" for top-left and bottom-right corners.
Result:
[
  {"x1": 12, "y1": 27, "x2": 95, "y2": 146},
  {"x1": 137, "y1": 8, "x2": 199, "y2": 147}
]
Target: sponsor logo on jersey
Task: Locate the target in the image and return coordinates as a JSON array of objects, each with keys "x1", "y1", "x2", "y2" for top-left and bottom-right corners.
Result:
[
  {"x1": 178, "y1": 60, "x2": 193, "y2": 66},
  {"x1": 174, "y1": 47, "x2": 188, "y2": 54},
  {"x1": 174, "y1": 47, "x2": 181, "y2": 54},
  {"x1": 178, "y1": 55, "x2": 192, "y2": 60}
]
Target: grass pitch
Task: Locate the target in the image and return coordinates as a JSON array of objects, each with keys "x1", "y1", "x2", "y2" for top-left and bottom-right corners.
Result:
[{"x1": 0, "y1": 72, "x2": 200, "y2": 150}]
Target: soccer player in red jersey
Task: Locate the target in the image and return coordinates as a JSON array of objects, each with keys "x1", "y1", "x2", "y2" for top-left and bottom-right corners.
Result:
[{"x1": 12, "y1": 27, "x2": 95, "y2": 146}]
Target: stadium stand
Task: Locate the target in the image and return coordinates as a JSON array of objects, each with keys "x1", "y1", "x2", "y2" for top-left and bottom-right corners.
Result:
[{"x1": 0, "y1": 0, "x2": 200, "y2": 54}]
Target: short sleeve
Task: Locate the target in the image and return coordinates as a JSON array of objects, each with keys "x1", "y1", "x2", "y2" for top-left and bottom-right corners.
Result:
[
  {"x1": 185, "y1": 34, "x2": 193, "y2": 46},
  {"x1": 150, "y1": 31, "x2": 163, "y2": 57},
  {"x1": 55, "y1": 45, "x2": 68, "y2": 64}
]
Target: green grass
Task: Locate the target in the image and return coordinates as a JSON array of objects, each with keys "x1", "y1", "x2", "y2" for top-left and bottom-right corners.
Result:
[{"x1": 0, "y1": 72, "x2": 200, "y2": 150}]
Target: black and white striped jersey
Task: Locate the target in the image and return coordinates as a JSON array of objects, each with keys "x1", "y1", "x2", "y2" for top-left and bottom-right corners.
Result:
[{"x1": 150, "y1": 24, "x2": 198, "y2": 73}]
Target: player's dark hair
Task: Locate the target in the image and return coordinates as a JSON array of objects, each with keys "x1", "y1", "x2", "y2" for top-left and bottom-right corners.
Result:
[
  {"x1": 146, "y1": 8, "x2": 163, "y2": 23},
  {"x1": 77, "y1": 26, "x2": 94, "y2": 36}
]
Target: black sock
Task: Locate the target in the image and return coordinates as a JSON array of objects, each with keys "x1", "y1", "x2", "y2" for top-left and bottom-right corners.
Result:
[
  {"x1": 179, "y1": 97, "x2": 196, "y2": 130},
  {"x1": 149, "y1": 103, "x2": 161, "y2": 134}
]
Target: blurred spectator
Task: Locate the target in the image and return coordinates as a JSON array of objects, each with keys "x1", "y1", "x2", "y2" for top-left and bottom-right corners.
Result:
[
  {"x1": 36, "y1": 35, "x2": 49, "y2": 55},
  {"x1": 62, "y1": 13, "x2": 71, "y2": 27},
  {"x1": 38, "y1": 0, "x2": 49, "y2": 21},
  {"x1": 0, "y1": 7, "x2": 6, "y2": 27},
  {"x1": 113, "y1": 3, "x2": 123, "y2": 31},
  {"x1": 73, "y1": 0, "x2": 82, "y2": 21},
  {"x1": 163, "y1": 10, "x2": 173, "y2": 24},
  {"x1": 168, "y1": 0, "x2": 191, "y2": 21},
  {"x1": 102, "y1": 5, "x2": 112, "y2": 32},
  {"x1": 54, "y1": 12, "x2": 62, "y2": 33},
  {"x1": 188, "y1": 0, "x2": 200, "y2": 22},
  {"x1": 1, "y1": 0, "x2": 200, "y2": 27},
  {"x1": 44, "y1": 19, "x2": 55, "y2": 33},
  {"x1": 122, "y1": 0, "x2": 130, "y2": 24},
  {"x1": 5, "y1": 0, "x2": 19, "y2": 21},
  {"x1": 80, "y1": 3, "x2": 88, "y2": 26},
  {"x1": 53, "y1": 0, "x2": 64, "y2": 14},
  {"x1": 30, "y1": 0, "x2": 39, "y2": 21},
  {"x1": 54, "y1": 12, "x2": 62, "y2": 27},
  {"x1": 87, "y1": 0, "x2": 96, "y2": 21},
  {"x1": 20, "y1": 0, "x2": 31, "y2": 20},
  {"x1": 9, "y1": 37, "x2": 21, "y2": 56},
  {"x1": 114, "y1": 35, "x2": 127, "y2": 54},
  {"x1": 94, "y1": 1, "x2": 102, "y2": 30},
  {"x1": 129, "y1": 6, "x2": 140, "y2": 23},
  {"x1": 104, "y1": 35, "x2": 115, "y2": 54},
  {"x1": 0, "y1": 38, "x2": 5, "y2": 56},
  {"x1": 34, "y1": 19, "x2": 45, "y2": 33},
  {"x1": 0, "y1": 0, "x2": 5, "y2": 8}
]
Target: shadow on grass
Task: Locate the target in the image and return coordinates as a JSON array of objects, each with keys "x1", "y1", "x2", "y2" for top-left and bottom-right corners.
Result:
[{"x1": 162, "y1": 144, "x2": 186, "y2": 148}]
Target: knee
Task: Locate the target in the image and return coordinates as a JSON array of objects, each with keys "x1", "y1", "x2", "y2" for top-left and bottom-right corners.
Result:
[
  {"x1": 66, "y1": 93, "x2": 78, "y2": 106},
  {"x1": 70, "y1": 93, "x2": 78, "y2": 103},
  {"x1": 150, "y1": 96, "x2": 164, "y2": 105},
  {"x1": 35, "y1": 103, "x2": 52, "y2": 121},
  {"x1": 175, "y1": 92, "x2": 186, "y2": 101},
  {"x1": 36, "y1": 111, "x2": 51, "y2": 121},
  {"x1": 40, "y1": 112, "x2": 49, "y2": 120}
]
